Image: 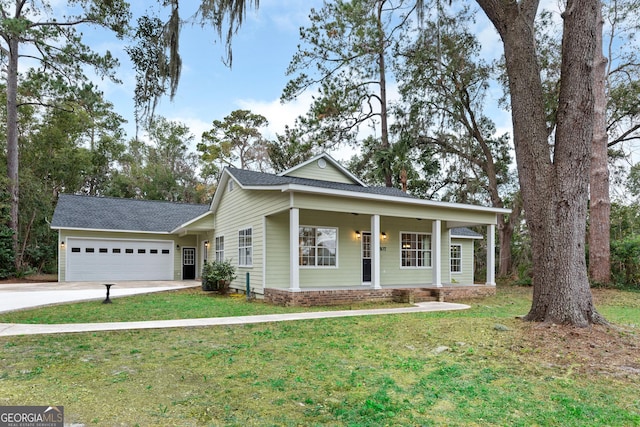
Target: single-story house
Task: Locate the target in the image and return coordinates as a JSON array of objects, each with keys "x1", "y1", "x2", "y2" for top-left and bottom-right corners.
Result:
[{"x1": 51, "y1": 153, "x2": 510, "y2": 305}]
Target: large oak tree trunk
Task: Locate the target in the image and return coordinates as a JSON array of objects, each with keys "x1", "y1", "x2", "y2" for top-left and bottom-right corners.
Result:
[
  {"x1": 589, "y1": 2, "x2": 611, "y2": 285},
  {"x1": 477, "y1": 0, "x2": 606, "y2": 326}
]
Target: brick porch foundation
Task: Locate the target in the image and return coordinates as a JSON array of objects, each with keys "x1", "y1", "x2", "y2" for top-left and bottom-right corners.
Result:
[{"x1": 263, "y1": 285, "x2": 496, "y2": 307}]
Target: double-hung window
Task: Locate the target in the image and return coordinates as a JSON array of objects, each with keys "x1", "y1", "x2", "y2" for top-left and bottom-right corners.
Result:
[
  {"x1": 215, "y1": 236, "x2": 224, "y2": 262},
  {"x1": 238, "y1": 228, "x2": 252, "y2": 266},
  {"x1": 401, "y1": 232, "x2": 431, "y2": 267},
  {"x1": 299, "y1": 226, "x2": 337, "y2": 267},
  {"x1": 450, "y1": 244, "x2": 462, "y2": 273}
]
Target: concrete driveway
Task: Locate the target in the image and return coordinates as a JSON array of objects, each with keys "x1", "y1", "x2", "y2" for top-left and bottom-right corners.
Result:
[{"x1": 0, "y1": 280, "x2": 201, "y2": 313}]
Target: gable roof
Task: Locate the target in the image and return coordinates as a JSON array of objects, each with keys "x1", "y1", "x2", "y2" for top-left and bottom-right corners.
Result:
[
  {"x1": 228, "y1": 168, "x2": 412, "y2": 198},
  {"x1": 51, "y1": 194, "x2": 210, "y2": 233},
  {"x1": 278, "y1": 152, "x2": 367, "y2": 186},
  {"x1": 212, "y1": 166, "x2": 510, "y2": 216}
]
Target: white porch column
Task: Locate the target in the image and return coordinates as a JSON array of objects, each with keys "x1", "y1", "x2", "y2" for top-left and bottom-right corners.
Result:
[
  {"x1": 432, "y1": 219, "x2": 442, "y2": 287},
  {"x1": 486, "y1": 224, "x2": 496, "y2": 286},
  {"x1": 371, "y1": 214, "x2": 381, "y2": 289},
  {"x1": 289, "y1": 208, "x2": 300, "y2": 290}
]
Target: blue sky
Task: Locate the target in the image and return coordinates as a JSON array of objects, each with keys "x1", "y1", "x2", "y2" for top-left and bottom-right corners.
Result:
[
  {"x1": 88, "y1": 1, "x2": 327, "y2": 152},
  {"x1": 84, "y1": 0, "x2": 521, "y2": 162}
]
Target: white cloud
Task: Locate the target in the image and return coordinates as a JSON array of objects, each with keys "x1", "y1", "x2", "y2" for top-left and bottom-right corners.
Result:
[
  {"x1": 235, "y1": 91, "x2": 315, "y2": 139},
  {"x1": 257, "y1": 0, "x2": 320, "y2": 32}
]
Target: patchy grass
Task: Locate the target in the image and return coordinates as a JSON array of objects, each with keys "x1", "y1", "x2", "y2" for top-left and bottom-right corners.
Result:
[{"x1": 0, "y1": 287, "x2": 638, "y2": 426}]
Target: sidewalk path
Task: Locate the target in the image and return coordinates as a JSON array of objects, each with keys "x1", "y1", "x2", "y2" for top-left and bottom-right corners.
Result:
[{"x1": 0, "y1": 302, "x2": 470, "y2": 337}]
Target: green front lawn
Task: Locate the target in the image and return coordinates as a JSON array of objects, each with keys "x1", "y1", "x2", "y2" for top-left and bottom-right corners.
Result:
[
  {"x1": 0, "y1": 288, "x2": 410, "y2": 324},
  {"x1": 0, "y1": 287, "x2": 638, "y2": 426}
]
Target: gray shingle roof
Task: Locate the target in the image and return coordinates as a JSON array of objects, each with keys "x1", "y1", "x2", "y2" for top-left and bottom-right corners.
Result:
[
  {"x1": 227, "y1": 168, "x2": 414, "y2": 199},
  {"x1": 450, "y1": 227, "x2": 483, "y2": 238},
  {"x1": 51, "y1": 194, "x2": 210, "y2": 233}
]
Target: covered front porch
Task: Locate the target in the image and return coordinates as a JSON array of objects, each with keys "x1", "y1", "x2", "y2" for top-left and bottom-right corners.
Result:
[{"x1": 285, "y1": 207, "x2": 499, "y2": 290}]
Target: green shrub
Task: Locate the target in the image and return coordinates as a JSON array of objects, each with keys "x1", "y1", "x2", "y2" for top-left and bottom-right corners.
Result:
[
  {"x1": 610, "y1": 235, "x2": 640, "y2": 289},
  {"x1": 0, "y1": 224, "x2": 14, "y2": 279},
  {"x1": 0, "y1": 180, "x2": 15, "y2": 279},
  {"x1": 202, "y1": 260, "x2": 237, "y2": 293}
]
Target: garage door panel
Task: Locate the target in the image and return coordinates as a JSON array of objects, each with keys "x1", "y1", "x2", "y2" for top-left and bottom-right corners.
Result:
[{"x1": 67, "y1": 238, "x2": 174, "y2": 281}]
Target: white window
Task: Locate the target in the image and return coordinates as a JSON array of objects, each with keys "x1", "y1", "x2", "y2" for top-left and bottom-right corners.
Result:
[
  {"x1": 238, "y1": 228, "x2": 252, "y2": 266},
  {"x1": 215, "y1": 236, "x2": 224, "y2": 262},
  {"x1": 299, "y1": 226, "x2": 337, "y2": 267},
  {"x1": 451, "y1": 244, "x2": 462, "y2": 273},
  {"x1": 401, "y1": 233, "x2": 431, "y2": 267}
]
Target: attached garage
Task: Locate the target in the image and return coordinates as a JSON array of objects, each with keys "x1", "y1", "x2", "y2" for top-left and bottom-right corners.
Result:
[
  {"x1": 66, "y1": 238, "x2": 174, "y2": 281},
  {"x1": 51, "y1": 195, "x2": 213, "y2": 282}
]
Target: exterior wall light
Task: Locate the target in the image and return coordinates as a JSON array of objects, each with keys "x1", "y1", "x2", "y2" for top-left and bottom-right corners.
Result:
[
  {"x1": 355, "y1": 230, "x2": 361, "y2": 239},
  {"x1": 381, "y1": 232, "x2": 387, "y2": 240}
]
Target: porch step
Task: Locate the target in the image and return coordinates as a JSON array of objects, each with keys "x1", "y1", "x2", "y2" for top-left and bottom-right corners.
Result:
[{"x1": 392, "y1": 289, "x2": 441, "y2": 304}]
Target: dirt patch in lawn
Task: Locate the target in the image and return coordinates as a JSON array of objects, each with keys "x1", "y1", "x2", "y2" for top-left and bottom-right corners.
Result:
[{"x1": 521, "y1": 322, "x2": 640, "y2": 379}]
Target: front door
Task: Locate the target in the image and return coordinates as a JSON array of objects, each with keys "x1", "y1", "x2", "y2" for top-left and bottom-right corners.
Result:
[
  {"x1": 182, "y1": 247, "x2": 196, "y2": 279},
  {"x1": 362, "y1": 232, "x2": 372, "y2": 283}
]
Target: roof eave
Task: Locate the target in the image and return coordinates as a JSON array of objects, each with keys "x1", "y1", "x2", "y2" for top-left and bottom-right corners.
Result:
[
  {"x1": 281, "y1": 184, "x2": 512, "y2": 215},
  {"x1": 169, "y1": 211, "x2": 213, "y2": 234},
  {"x1": 51, "y1": 226, "x2": 171, "y2": 234}
]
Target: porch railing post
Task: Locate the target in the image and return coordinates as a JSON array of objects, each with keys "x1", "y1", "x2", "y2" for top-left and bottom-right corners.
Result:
[
  {"x1": 371, "y1": 214, "x2": 381, "y2": 289},
  {"x1": 486, "y1": 224, "x2": 496, "y2": 286},
  {"x1": 432, "y1": 220, "x2": 442, "y2": 287}
]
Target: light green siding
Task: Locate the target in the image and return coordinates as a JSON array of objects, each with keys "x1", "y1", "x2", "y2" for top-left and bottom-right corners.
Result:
[
  {"x1": 182, "y1": 213, "x2": 215, "y2": 232},
  {"x1": 259, "y1": 211, "x2": 482, "y2": 289},
  {"x1": 265, "y1": 212, "x2": 290, "y2": 288},
  {"x1": 297, "y1": 211, "x2": 362, "y2": 287},
  {"x1": 450, "y1": 238, "x2": 475, "y2": 284},
  {"x1": 285, "y1": 159, "x2": 357, "y2": 184},
  {"x1": 379, "y1": 217, "x2": 434, "y2": 286},
  {"x1": 57, "y1": 229, "x2": 198, "y2": 281},
  {"x1": 213, "y1": 182, "x2": 290, "y2": 293},
  {"x1": 201, "y1": 231, "x2": 215, "y2": 266},
  {"x1": 441, "y1": 228, "x2": 451, "y2": 283}
]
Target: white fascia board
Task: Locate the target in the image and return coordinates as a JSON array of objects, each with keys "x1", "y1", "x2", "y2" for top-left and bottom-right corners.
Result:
[
  {"x1": 209, "y1": 172, "x2": 228, "y2": 212},
  {"x1": 50, "y1": 226, "x2": 171, "y2": 234},
  {"x1": 278, "y1": 152, "x2": 368, "y2": 187},
  {"x1": 450, "y1": 234, "x2": 484, "y2": 240},
  {"x1": 281, "y1": 184, "x2": 512, "y2": 215},
  {"x1": 170, "y1": 211, "x2": 213, "y2": 234}
]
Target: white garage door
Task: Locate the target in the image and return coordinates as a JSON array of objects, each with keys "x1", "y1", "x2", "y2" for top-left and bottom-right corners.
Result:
[{"x1": 66, "y1": 238, "x2": 174, "y2": 281}]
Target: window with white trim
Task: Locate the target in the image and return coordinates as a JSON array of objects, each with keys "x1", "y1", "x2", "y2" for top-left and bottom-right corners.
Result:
[
  {"x1": 215, "y1": 236, "x2": 224, "y2": 262},
  {"x1": 401, "y1": 233, "x2": 431, "y2": 267},
  {"x1": 299, "y1": 226, "x2": 337, "y2": 267},
  {"x1": 450, "y1": 244, "x2": 462, "y2": 273},
  {"x1": 238, "y1": 228, "x2": 252, "y2": 266}
]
